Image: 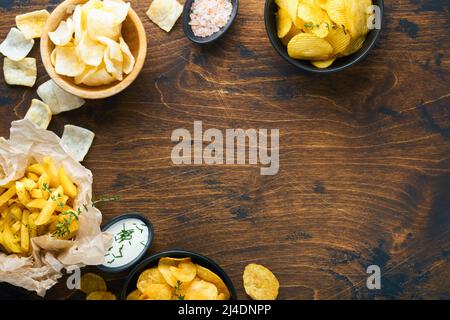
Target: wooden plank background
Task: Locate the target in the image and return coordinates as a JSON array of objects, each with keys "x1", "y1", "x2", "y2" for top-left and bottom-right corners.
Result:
[{"x1": 0, "y1": 0, "x2": 449, "y2": 300}]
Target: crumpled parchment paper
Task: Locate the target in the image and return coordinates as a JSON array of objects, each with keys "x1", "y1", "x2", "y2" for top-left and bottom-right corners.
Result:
[{"x1": 0, "y1": 119, "x2": 111, "y2": 296}]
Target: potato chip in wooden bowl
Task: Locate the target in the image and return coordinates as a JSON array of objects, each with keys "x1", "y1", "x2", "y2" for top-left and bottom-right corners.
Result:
[{"x1": 41, "y1": 0, "x2": 147, "y2": 99}]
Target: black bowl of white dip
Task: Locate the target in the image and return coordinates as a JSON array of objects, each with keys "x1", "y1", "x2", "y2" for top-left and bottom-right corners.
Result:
[{"x1": 97, "y1": 213, "x2": 154, "y2": 273}]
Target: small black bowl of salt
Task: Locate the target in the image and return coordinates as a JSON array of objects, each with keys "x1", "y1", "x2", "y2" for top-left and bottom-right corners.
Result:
[{"x1": 182, "y1": 0, "x2": 238, "y2": 44}]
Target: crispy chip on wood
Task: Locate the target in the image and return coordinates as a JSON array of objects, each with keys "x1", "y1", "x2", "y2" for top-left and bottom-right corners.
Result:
[
  {"x1": 243, "y1": 263, "x2": 279, "y2": 300},
  {"x1": 80, "y1": 273, "x2": 107, "y2": 295},
  {"x1": 3, "y1": 57, "x2": 37, "y2": 87}
]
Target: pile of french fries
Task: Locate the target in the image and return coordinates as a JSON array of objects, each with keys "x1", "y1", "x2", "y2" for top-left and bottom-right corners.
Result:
[{"x1": 0, "y1": 156, "x2": 79, "y2": 256}]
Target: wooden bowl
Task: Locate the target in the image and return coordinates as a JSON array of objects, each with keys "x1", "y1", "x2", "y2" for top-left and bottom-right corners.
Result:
[{"x1": 41, "y1": 0, "x2": 147, "y2": 99}]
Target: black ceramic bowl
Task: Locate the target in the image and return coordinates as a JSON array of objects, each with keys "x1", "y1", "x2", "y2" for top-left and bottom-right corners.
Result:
[
  {"x1": 121, "y1": 250, "x2": 237, "y2": 300},
  {"x1": 264, "y1": 0, "x2": 384, "y2": 73},
  {"x1": 97, "y1": 213, "x2": 154, "y2": 273},
  {"x1": 183, "y1": 0, "x2": 239, "y2": 44}
]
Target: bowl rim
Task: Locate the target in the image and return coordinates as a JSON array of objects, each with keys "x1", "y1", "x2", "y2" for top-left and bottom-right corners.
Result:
[
  {"x1": 182, "y1": 0, "x2": 239, "y2": 44},
  {"x1": 264, "y1": 0, "x2": 384, "y2": 73},
  {"x1": 120, "y1": 249, "x2": 238, "y2": 300},
  {"x1": 40, "y1": 0, "x2": 147, "y2": 99},
  {"x1": 96, "y1": 213, "x2": 154, "y2": 273}
]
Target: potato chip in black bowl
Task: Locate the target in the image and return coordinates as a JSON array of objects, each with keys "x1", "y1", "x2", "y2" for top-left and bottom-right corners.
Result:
[{"x1": 264, "y1": 0, "x2": 384, "y2": 73}]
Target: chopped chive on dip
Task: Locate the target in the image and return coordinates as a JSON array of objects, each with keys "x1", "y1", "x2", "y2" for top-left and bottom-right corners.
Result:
[{"x1": 102, "y1": 218, "x2": 149, "y2": 269}]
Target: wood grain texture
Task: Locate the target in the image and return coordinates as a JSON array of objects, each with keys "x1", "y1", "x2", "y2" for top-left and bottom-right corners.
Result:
[{"x1": 0, "y1": 0, "x2": 449, "y2": 300}]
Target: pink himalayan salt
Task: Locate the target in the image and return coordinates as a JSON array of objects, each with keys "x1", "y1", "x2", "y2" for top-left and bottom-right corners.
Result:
[{"x1": 189, "y1": 0, "x2": 233, "y2": 38}]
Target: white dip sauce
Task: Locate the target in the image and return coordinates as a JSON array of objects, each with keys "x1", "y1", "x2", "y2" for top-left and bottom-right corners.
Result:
[{"x1": 102, "y1": 218, "x2": 149, "y2": 268}]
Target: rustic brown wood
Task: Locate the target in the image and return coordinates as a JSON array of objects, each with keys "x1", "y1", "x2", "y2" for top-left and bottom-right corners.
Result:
[{"x1": 0, "y1": 0, "x2": 449, "y2": 300}]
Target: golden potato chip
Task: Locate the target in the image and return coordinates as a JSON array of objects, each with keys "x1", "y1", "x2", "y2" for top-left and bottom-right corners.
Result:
[
  {"x1": 119, "y1": 37, "x2": 135, "y2": 74},
  {"x1": 243, "y1": 263, "x2": 279, "y2": 300},
  {"x1": 327, "y1": 0, "x2": 347, "y2": 26},
  {"x1": 326, "y1": 26, "x2": 351, "y2": 54},
  {"x1": 137, "y1": 267, "x2": 166, "y2": 285},
  {"x1": 311, "y1": 58, "x2": 336, "y2": 69},
  {"x1": 158, "y1": 257, "x2": 180, "y2": 287},
  {"x1": 60, "y1": 125, "x2": 95, "y2": 162},
  {"x1": 281, "y1": 25, "x2": 302, "y2": 46},
  {"x1": 72, "y1": 5, "x2": 85, "y2": 45},
  {"x1": 196, "y1": 264, "x2": 230, "y2": 300},
  {"x1": 15, "y1": 9, "x2": 50, "y2": 39},
  {"x1": 0, "y1": 28, "x2": 34, "y2": 61},
  {"x1": 3, "y1": 57, "x2": 37, "y2": 87},
  {"x1": 287, "y1": 33, "x2": 333, "y2": 60},
  {"x1": 24, "y1": 99, "x2": 52, "y2": 130},
  {"x1": 49, "y1": 18, "x2": 74, "y2": 46},
  {"x1": 55, "y1": 46, "x2": 85, "y2": 77},
  {"x1": 185, "y1": 279, "x2": 218, "y2": 300},
  {"x1": 170, "y1": 261, "x2": 197, "y2": 283},
  {"x1": 126, "y1": 289, "x2": 142, "y2": 300},
  {"x1": 297, "y1": 3, "x2": 331, "y2": 38},
  {"x1": 76, "y1": 31, "x2": 105, "y2": 67},
  {"x1": 80, "y1": 273, "x2": 107, "y2": 294},
  {"x1": 141, "y1": 283, "x2": 173, "y2": 300},
  {"x1": 86, "y1": 8, "x2": 121, "y2": 40},
  {"x1": 86, "y1": 291, "x2": 116, "y2": 300},
  {"x1": 146, "y1": 0, "x2": 183, "y2": 33},
  {"x1": 341, "y1": 36, "x2": 366, "y2": 56},
  {"x1": 276, "y1": 9, "x2": 292, "y2": 39},
  {"x1": 275, "y1": 0, "x2": 298, "y2": 22},
  {"x1": 344, "y1": 0, "x2": 371, "y2": 39}
]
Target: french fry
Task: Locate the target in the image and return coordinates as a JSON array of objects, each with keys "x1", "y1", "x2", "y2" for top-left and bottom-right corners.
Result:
[
  {"x1": 10, "y1": 206, "x2": 22, "y2": 221},
  {"x1": 26, "y1": 172, "x2": 39, "y2": 182},
  {"x1": 35, "y1": 186, "x2": 63, "y2": 226},
  {"x1": 43, "y1": 156, "x2": 59, "y2": 187},
  {"x1": 58, "y1": 167, "x2": 77, "y2": 199},
  {"x1": 11, "y1": 221, "x2": 21, "y2": 234},
  {"x1": 2, "y1": 223, "x2": 21, "y2": 253},
  {"x1": 0, "y1": 185, "x2": 16, "y2": 207},
  {"x1": 16, "y1": 181, "x2": 31, "y2": 206},
  {"x1": 31, "y1": 189, "x2": 44, "y2": 199},
  {"x1": 19, "y1": 178, "x2": 37, "y2": 191},
  {"x1": 27, "y1": 163, "x2": 45, "y2": 176},
  {"x1": 28, "y1": 212, "x2": 38, "y2": 238},
  {"x1": 26, "y1": 198, "x2": 48, "y2": 210},
  {"x1": 21, "y1": 210, "x2": 30, "y2": 253}
]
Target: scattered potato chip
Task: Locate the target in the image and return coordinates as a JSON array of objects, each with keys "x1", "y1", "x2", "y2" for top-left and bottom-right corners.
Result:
[
  {"x1": 15, "y1": 9, "x2": 50, "y2": 39},
  {"x1": 60, "y1": 125, "x2": 95, "y2": 162},
  {"x1": 196, "y1": 264, "x2": 230, "y2": 300},
  {"x1": 54, "y1": 46, "x2": 85, "y2": 77},
  {"x1": 146, "y1": 0, "x2": 183, "y2": 33},
  {"x1": 243, "y1": 263, "x2": 279, "y2": 300},
  {"x1": 80, "y1": 273, "x2": 107, "y2": 294},
  {"x1": 185, "y1": 279, "x2": 218, "y2": 300},
  {"x1": 288, "y1": 33, "x2": 333, "y2": 60},
  {"x1": 86, "y1": 291, "x2": 116, "y2": 300},
  {"x1": 37, "y1": 80, "x2": 85, "y2": 115},
  {"x1": 49, "y1": 18, "x2": 74, "y2": 46},
  {"x1": 3, "y1": 57, "x2": 37, "y2": 87},
  {"x1": 0, "y1": 28, "x2": 34, "y2": 61},
  {"x1": 24, "y1": 99, "x2": 52, "y2": 129}
]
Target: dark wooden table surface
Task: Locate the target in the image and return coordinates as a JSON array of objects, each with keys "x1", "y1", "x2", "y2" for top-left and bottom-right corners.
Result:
[{"x1": 0, "y1": 0, "x2": 449, "y2": 300}]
